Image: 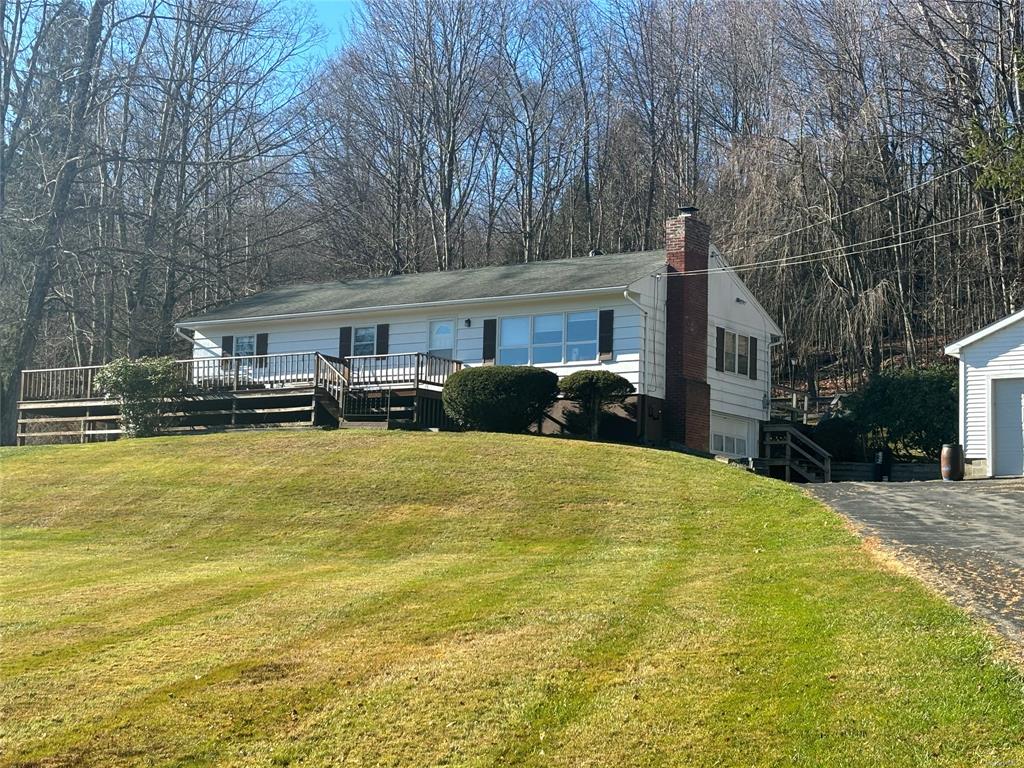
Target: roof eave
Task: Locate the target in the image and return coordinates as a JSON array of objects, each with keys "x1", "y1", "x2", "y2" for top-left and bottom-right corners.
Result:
[
  {"x1": 943, "y1": 307, "x2": 1024, "y2": 356},
  {"x1": 175, "y1": 284, "x2": 632, "y2": 328}
]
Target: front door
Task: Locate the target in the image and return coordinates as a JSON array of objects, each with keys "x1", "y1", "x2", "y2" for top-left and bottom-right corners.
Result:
[{"x1": 992, "y1": 377, "x2": 1024, "y2": 477}]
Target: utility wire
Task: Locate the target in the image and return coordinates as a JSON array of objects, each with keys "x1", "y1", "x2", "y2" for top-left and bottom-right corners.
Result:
[
  {"x1": 657, "y1": 198, "x2": 1022, "y2": 279},
  {"x1": 655, "y1": 201, "x2": 1024, "y2": 280},
  {"x1": 757, "y1": 160, "x2": 981, "y2": 244}
]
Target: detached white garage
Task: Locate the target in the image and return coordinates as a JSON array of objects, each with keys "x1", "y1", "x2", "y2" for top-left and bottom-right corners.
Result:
[{"x1": 946, "y1": 308, "x2": 1024, "y2": 478}]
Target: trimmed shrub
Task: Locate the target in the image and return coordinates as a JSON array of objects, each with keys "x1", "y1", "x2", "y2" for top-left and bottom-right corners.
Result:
[
  {"x1": 559, "y1": 370, "x2": 635, "y2": 439},
  {"x1": 442, "y1": 366, "x2": 559, "y2": 433},
  {"x1": 94, "y1": 356, "x2": 182, "y2": 437},
  {"x1": 847, "y1": 365, "x2": 957, "y2": 460}
]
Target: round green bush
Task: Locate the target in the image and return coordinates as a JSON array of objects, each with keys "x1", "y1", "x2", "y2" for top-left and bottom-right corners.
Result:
[
  {"x1": 559, "y1": 370, "x2": 635, "y2": 439},
  {"x1": 94, "y1": 356, "x2": 182, "y2": 437},
  {"x1": 442, "y1": 366, "x2": 559, "y2": 433}
]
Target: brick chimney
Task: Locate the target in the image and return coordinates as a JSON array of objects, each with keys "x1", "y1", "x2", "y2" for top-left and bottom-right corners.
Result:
[{"x1": 663, "y1": 207, "x2": 711, "y2": 451}]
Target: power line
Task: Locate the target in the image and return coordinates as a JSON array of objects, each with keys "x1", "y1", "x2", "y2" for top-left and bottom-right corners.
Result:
[
  {"x1": 658, "y1": 198, "x2": 1022, "y2": 279},
  {"x1": 725, "y1": 210, "x2": 1024, "y2": 278},
  {"x1": 757, "y1": 161, "x2": 980, "y2": 245},
  {"x1": 659, "y1": 201, "x2": 1019, "y2": 280}
]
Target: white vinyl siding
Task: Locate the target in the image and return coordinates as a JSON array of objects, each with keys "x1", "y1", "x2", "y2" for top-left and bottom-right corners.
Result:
[
  {"x1": 189, "y1": 291, "x2": 649, "y2": 393},
  {"x1": 706, "y1": 251, "x2": 776, "y2": 423}
]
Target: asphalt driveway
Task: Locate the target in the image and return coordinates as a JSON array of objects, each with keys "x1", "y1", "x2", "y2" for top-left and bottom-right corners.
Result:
[{"x1": 809, "y1": 480, "x2": 1024, "y2": 643}]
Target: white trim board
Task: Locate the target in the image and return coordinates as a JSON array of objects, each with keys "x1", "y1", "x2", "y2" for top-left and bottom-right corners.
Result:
[{"x1": 945, "y1": 307, "x2": 1024, "y2": 356}]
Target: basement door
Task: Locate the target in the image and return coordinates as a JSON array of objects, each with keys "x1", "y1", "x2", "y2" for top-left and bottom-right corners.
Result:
[{"x1": 992, "y1": 377, "x2": 1024, "y2": 477}]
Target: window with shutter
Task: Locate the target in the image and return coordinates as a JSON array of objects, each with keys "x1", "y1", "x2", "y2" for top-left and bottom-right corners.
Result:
[
  {"x1": 598, "y1": 309, "x2": 614, "y2": 360},
  {"x1": 339, "y1": 327, "x2": 352, "y2": 359},
  {"x1": 255, "y1": 333, "x2": 268, "y2": 368},
  {"x1": 221, "y1": 335, "x2": 234, "y2": 370},
  {"x1": 482, "y1": 319, "x2": 497, "y2": 364}
]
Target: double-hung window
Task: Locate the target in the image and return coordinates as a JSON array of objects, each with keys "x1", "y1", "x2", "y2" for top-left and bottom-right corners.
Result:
[
  {"x1": 531, "y1": 314, "x2": 563, "y2": 364},
  {"x1": 496, "y1": 312, "x2": 601, "y2": 365},
  {"x1": 353, "y1": 326, "x2": 376, "y2": 356},
  {"x1": 718, "y1": 328, "x2": 756, "y2": 378},
  {"x1": 566, "y1": 311, "x2": 598, "y2": 362},
  {"x1": 429, "y1": 319, "x2": 455, "y2": 358},
  {"x1": 234, "y1": 334, "x2": 256, "y2": 357},
  {"x1": 724, "y1": 331, "x2": 737, "y2": 373},
  {"x1": 498, "y1": 317, "x2": 530, "y2": 365},
  {"x1": 737, "y1": 336, "x2": 750, "y2": 377}
]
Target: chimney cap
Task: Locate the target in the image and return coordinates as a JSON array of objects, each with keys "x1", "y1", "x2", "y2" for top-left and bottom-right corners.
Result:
[{"x1": 677, "y1": 205, "x2": 699, "y2": 216}]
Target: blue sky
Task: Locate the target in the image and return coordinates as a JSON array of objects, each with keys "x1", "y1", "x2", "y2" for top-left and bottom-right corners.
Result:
[{"x1": 303, "y1": 0, "x2": 361, "y2": 55}]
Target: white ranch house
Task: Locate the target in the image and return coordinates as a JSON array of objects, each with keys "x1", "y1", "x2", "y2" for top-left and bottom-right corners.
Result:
[{"x1": 17, "y1": 212, "x2": 786, "y2": 462}]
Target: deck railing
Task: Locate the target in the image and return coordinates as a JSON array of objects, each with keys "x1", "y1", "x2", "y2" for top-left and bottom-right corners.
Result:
[
  {"x1": 344, "y1": 352, "x2": 463, "y2": 390},
  {"x1": 19, "y1": 351, "x2": 464, "y2": 403}
]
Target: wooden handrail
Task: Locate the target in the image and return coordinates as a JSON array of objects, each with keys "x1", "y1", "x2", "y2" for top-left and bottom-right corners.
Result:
[
  {"x1": 762, "y1": 423, "x2": 832, "y2": 482},
  {"x1": 19, "y1": 351, "x2": 465, "y2": 403}
]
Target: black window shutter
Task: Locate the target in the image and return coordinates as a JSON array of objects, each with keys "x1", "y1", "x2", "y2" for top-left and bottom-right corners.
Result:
[
  {"x1": 482, "y1": 319, "x2": 497, "y2": 364},
  {"x1": 748, "y1": 336, "x2": 758, "y2": 380},
  {"x1": 255, "y1": 333, "x2": 268, "y2": 367},
  {"x1": 338, "y1": 327, "x2": 352, "y2": 359},
  {"x1": 598, "y1": 309, "x2": 614, "y2": 360},
  {"x1": 715, "y1": 327, "x2": 725, "y2": 372},
  {"x1": 221, "y1": 335, "x2": 234, "y2": 369},
  {"x1": 376, "y1": 324, "x2": 389, "y2": 355}
]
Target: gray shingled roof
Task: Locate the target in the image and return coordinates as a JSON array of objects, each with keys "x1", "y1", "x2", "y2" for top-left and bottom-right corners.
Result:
[{"x1": 178, "y1": 249, "x2": 668, "y2": 325}]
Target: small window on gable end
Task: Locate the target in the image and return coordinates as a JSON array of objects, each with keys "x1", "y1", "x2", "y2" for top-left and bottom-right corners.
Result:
[
  {"x1": 737, "y1": 335, "x2": 749, "y2": 377},
  {"x1": 724, "y1": 331, "x2": 737, "y2": 373}
]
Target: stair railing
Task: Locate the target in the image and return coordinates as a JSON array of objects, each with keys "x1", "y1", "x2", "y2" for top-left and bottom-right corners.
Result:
[
  {"x1": 314, "y1": 353, "x2": 347, "y2": 403},
  {"x1": 762, "y1": 423, "x2": 832, "y2": 482}
]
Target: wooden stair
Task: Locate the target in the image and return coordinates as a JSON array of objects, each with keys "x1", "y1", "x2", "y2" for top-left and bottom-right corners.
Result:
[{"x1": 760, "y1": 423, "x2": 832, "y2": 483}]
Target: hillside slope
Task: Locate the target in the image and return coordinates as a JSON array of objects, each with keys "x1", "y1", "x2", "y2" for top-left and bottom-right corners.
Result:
[{"x1": 1, "y1": 431, "x2": 1022, "y2": 767}]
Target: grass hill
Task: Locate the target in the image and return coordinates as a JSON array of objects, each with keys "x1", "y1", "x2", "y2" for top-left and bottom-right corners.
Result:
[{"x1": 1, "y1": 430, "x2": 1022, "y2": 766}]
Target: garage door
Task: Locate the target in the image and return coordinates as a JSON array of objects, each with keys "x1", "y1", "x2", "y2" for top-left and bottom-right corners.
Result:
[{"x1": 992, "y1": 378, "x2": 1024, "y2": 477}]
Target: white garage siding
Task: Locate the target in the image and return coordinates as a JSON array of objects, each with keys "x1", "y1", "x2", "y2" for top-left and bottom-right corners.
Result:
[{"x1": 958, "y1": 319, "x2": 1024, "y2": 461}]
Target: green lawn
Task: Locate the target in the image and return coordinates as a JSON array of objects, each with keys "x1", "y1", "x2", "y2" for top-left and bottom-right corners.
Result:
[{"x1": 1, "y1": 430, "x2": 1022, "y2": 767}]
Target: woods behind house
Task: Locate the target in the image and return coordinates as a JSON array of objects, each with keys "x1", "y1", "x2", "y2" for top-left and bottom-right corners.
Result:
[{"x1": 2, "y1": 0, "x2": 1022, "y2": 442}]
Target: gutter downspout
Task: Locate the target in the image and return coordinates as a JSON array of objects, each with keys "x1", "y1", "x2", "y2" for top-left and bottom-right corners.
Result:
[
  {"x1": 623, "y1": 287, "x2": 649, "y2": 442},
  {"x1": 174, "y1": 326, "x2": 194, "y2": 348},
  {"x1": 768, "y1": 332, "x2": 784, "y2": 426}
]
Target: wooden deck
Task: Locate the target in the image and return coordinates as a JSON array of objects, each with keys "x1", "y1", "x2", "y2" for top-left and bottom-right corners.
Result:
[{"x1": 16, "y1": 352, "x2": 463, "y2": 445}]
